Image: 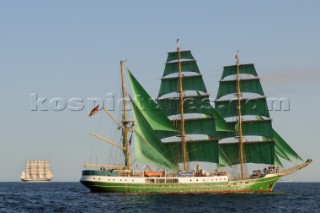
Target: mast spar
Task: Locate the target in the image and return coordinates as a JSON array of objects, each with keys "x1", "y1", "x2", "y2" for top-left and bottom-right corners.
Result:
[
  {"x1": 177, "y1": 42, "x2": 188, "y2": 172},
  {"x1": 120, "y1": 60, "x2": 131, "y2": 170},
  {"x1": 235, "y1": 52, "x2": 246, "y2": 179}
]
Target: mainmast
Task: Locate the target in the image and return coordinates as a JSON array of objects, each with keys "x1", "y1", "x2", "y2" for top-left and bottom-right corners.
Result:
[
  {"x1": 120, "y1": 60, "x2": 131, "y2": 170},
  {"x1": 177, "y1": 44, "x2": 188, "y2": 171},
  {"x1": 235, "y1": 52, "x2": 245, "y2": 179}
]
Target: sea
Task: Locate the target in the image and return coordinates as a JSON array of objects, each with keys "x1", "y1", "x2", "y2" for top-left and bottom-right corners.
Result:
[{"x1": 0, "y1": 182, "x2": 319, "y2": 213}]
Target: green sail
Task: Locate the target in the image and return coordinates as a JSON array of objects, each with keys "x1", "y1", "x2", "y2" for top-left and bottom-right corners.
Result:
[
  {"x1": 218, "y1": 119, "x2": 273, "y2": 139},
  {"x1": 220, "y1": 64, "x2": 258, "y2": 80},
  {"x1": 163, "y1": 60, "x2": 200, "y2": 77},
  {"x1": 130, "y1": 98, "x2": 177, "y2": 170},
  {"x1": 218, "y1": 142, "x2": 275, "y2": 166},
  {"x1": 158, "y1": 51, "x2": 217, "y2": 137},
  {"x1": 209, "y1": 106, "x2": 234, "y2": 132},
  {"x1": 216, "y1": 78, "x2": 264, "y2": 99},
  {"x1": 158, "y1": 95, "x2": 213, "y2": 116},
  {"x1": 214, "y1": 63, "x2": 276, "y2": 166},
  {"x1": 121, "y1": 129, "x2": 129, "y2": 167},
  {"x1": 256, "y1": 116, "x2": 302, "y2": 162},
  {"x1": 275, "y1": 141, "x2": 291, "y2": 161},
  {"x1": 261, "y1": 135, "x2": 290, "y2": 162},
  {"x1": 158, "y1": 75, "x2": 207, "y2": 97},
  {"x1": 156, "y1": 50, "x2": 231, "y2": 164},
  {"x1": 158, "y1": 94, "x2": 233, "y2": 132},
  {"x1": 215, "y1": 97, "x2": 270, "y2": 118},
  {"x1": 273, "y1": 129, "x2": 303, "y2": 161},
  {"x1": 274, "y1": 153, "x2": 284, "y2": 168},
  {"x1": 156, "y1": 117, "x2": 218, "y2": 139},
  {"x1": 217, "y1": 147, "x2": 231, "y2": 167},
  {"x1": 163, "y1": 140, "x2": 219, "y2": 163},
  {"x1": 166, "y1": 50, "x2": 194, "y2": 62},
  {"x1": 128, "y1": 70, "x2": 177, "y2": 132}
]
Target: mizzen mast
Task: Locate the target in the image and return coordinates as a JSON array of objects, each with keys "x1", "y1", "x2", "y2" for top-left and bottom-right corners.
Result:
[
  {"x1": 177, "y1": 41, "x2": 188, "y2": 172},
  {"x1": 235, "y1": 52, "x2": 246, "y2": 179},
  {"x1": 120, "y1": 60, "x2": 131, "y2": 170}
]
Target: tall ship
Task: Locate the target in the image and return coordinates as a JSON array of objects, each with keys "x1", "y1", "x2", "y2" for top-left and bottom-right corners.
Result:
[
  {"x1": 21, "y1": 160, "x2": 53, "y2": 182},
  {"x1": 80, "y1": 43, "x2": 311, "y2": 193}
]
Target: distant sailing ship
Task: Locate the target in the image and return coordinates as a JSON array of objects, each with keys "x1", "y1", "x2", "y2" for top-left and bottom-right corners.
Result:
[
  {"x1": 80, "y1": 43, "x2": 311, "y2": 193},
  {"x1": 21, "y1": 160, "x2": 53, "y2": 182}
]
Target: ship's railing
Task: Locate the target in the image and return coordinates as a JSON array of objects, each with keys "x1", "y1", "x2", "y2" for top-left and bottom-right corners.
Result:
[{"x1": 84, "y1": 163, "x2": 126, "y2": 169}]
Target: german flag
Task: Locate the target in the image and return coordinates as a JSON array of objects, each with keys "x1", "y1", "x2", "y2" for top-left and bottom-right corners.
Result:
[{"x1": 88, "y1": 105, "x2": 99, "y2": 117}]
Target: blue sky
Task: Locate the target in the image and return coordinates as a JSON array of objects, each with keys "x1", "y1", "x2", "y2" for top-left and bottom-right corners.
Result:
[{"x1": 0, "y1": 0, "x2": 319, "y2": 181}]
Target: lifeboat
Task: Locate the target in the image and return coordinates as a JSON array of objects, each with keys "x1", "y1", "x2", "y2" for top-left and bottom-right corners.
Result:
[{"x1": 144, "y1": 171, "x2": 164, "y2": 177}]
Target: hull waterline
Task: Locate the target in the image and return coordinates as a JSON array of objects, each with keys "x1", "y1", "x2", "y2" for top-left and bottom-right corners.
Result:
[{"x1": 21, "y1": 179, "x2": 52, "y2": 182}]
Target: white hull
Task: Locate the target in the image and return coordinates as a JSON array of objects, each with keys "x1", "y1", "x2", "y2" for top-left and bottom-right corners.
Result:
[
  {"x1": 80, "y1": 174, "x2": 229, "y2": 184},
  {"x1": 21, "y1": 178, "x2": 52, "y2": 182}
]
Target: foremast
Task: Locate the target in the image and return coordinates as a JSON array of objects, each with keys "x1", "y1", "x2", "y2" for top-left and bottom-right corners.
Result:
[
  {"x1": 177, "y1": 44, "x2": 188, "y2": 172},
  {"x1": 235, "y1": 52, "x2": 246, "y2": 179},
  {"x1": 120, "y1": 60, "x2": 131, "y2": 170},
  {"x1": 157, "y1": 46, "x2": 223, "y2": 168}
]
